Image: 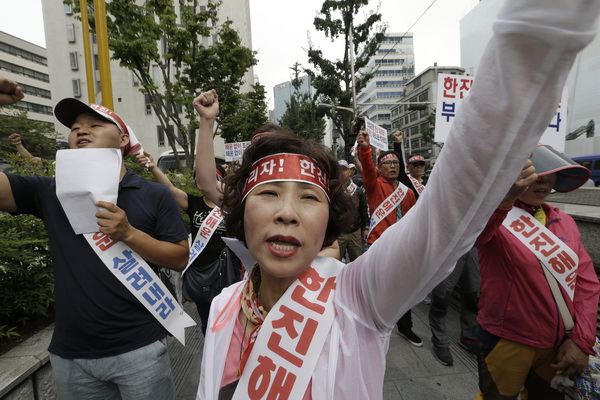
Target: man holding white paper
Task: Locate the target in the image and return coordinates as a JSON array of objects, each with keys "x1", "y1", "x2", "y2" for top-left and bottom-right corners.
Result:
[{"x1": 0, "y1": 82, "x2": 190, "y2": 400}]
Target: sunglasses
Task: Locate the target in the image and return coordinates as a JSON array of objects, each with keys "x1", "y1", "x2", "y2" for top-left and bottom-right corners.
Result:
[
  {"x1": 410, "y1": 162, "x2": 426, "y2": 167},
  {"x1": 379, "y1": 160, "x2": 400, "y2": 166}
]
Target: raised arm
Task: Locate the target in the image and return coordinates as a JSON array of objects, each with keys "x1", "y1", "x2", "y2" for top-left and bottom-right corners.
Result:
[
  {"x1": 392, "y1": 130, "x2": 411, "y2": 188},
  {"x1": 193, "y1": 90, "x2": 224, "y2": 206},
  {"x1": 9, "y1": 134, "x2": 42, "y2": 165},
  {"x1": 341, "y1": 0, "x2": 600, "y2": 332},
  {"x1": 136, "y1": 151, "x2": 189, "y2": 210},
  {"x1": 0, "y1": 76, "x2": 24, "y2": 105}
]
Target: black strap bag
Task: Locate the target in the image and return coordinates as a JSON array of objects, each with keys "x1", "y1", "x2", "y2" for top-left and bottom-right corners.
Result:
[{"x1": 182, "y1": 246, "x2": 241, "y2": 303}]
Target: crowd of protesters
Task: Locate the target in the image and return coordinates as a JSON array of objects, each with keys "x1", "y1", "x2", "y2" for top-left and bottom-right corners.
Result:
[{"x1": 1, "y1": 0, "x2": 600, "y2": 398}]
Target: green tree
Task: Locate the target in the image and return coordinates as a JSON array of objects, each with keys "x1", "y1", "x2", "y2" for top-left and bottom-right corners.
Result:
[
  {"x1": 219, "y1": 83, "x2": 269, "y2": 143},
  {"x1": 306, "y1": 0, "x2": 385, "y2": 158},
  {"x1": 65, "y1": 0, "x2": 261, "y2": 170},
  {"x1": 0, "y1": 109, "x2": 60, "y2": 158},
  {"x1": 279, "y1": 63, "x2": 327, "y2": 142}
]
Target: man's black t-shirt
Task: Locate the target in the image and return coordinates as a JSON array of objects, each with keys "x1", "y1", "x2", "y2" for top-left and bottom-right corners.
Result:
[{"x1": 7, "y1": 170, "x2": 188, "y2": 359}]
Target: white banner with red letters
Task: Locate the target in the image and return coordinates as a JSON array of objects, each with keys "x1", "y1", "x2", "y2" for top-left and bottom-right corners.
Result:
[
  {"x1": 365, "y1": 118, "x2": 388, "y2": 152},
  {"x1": 225, "y1": 141, "x2": 251, "y2": 162},
  {"x1": 233, "y1": 257, "x2": 342, "y2": 400},
  {"x1": 182, "y1": 206, "x2": 224, "y2": 275},
  {"x1": 368, "y1": 182, "x2": 409, "y2": 236},
  {"x1": 434, "y1": 73, "x2": 568, "y2": 152},
  {"x1": 502, "y1": 207, "x2": 578, "y2": 300},
  {"x1": 84, "y1": 232, "x2": 196, "y2": 345},
  {"x1": 409, "y1": 176, "x2": 425, "y2": 195}
]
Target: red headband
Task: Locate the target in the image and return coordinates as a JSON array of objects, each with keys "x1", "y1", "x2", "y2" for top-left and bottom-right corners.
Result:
[
  {"x1": 408, "y1": 155, "x2": 425, "y2": 164},
  {"x1": 378, "y1": 153, "x2": 399, "y2": 165},
  {"x1": 242, "y1": 153, "x2": 330, "y2": 200},
  {"x1": 251, "y1": 131, "x2": 274, "y2": 143}
]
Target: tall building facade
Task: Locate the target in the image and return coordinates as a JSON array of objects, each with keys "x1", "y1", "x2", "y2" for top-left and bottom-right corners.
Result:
[
  {"x1": 41, "y1": 0, "x2": 254, "y2": 159},
  {"x1": 356, "y1": 33, "x2": 415, "y2": 131},
  {"x1": 460, "y1": 0, "x2": 600, "y2": 157},
  {"x1": 0, "y1": 31, "x2": 54, "y2": 126},
  {"x1": 390, "y1": 65, "x2": 465, "y2": 166},
  {"x1": 272, "y1": 75, "x2": 314, "y2": 124}
]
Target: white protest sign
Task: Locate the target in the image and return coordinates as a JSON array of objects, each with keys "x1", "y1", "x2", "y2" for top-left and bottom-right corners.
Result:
[
  {"x1": 56, "y1": 148, "x2": 121, "y2": 234},
  {"x1": 434, "y1": 73, "x2": 568, "y2": 152},
  {"x1": 224, "y1": 141, "x2": 251, "y2": 162},
  {"x1": 365, "y1": 118, "x2": 388, "y2": 151}
]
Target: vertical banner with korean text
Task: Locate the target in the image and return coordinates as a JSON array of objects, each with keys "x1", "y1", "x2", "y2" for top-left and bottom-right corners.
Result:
[
  {"x1": 225, "y1": 141, "x2": 251, "y2": 162},
  {"x1": 233, "y1": 258, "x2": 342, "y2": 400},
  {"x1": 365, "y1": 118, "x2": 388, "y2": 152},
  {"x1": 434, "y1": 73, "x2": 568, "y2": 151},
  {"x1": 84, "y1": 232, "x2": 196, "y2": 345}
]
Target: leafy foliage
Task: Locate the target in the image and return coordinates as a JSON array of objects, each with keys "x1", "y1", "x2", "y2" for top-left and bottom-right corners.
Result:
[
  {"x1": 0, "y1": 156, "x2": 54, "y2": 340},
  {"x1": 279, "y1": 63, "x2": 327, "y2": 142},
  {"x1": 306, "y1": 0, "x2": 386, "y2": 158},
  {"x1": 0, "y1": 109, "x2": 61, "y2": 158},
  {"x1": 64, "y1": 0, "x2": 264, "y2": 171}
]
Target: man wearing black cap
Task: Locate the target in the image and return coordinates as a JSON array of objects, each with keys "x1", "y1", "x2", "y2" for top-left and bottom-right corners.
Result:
[
  {"x1": 475, "y1": 147, "x2": 600, "y2": 398},
  {"x1": 0, "y1": 77, "x2": 189, "y2": 399}
]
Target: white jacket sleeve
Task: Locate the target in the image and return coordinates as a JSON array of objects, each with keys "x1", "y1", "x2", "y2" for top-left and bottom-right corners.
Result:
[{"x1": 336, "y1": 0, "x2": 600, "y2": 332}]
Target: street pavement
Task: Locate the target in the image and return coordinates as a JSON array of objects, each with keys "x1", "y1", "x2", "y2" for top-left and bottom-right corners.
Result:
[{"x1": 168, "y1": 300, "x2": 481, "y2": 400}]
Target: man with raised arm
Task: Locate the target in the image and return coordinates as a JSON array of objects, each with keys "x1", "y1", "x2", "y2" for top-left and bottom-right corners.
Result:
[{"x1": 0, "y1": 77, "x2": 189, "y2": 400}]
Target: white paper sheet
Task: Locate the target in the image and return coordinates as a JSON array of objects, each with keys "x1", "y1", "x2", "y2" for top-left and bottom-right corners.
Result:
[{"x1": 55, "y1": 148, "x2": 122, "y2": 234}]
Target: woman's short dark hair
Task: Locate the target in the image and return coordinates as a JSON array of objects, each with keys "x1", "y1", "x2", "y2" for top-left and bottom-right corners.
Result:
[{"x1": 222, "y1": 132, "x2": 355, "y2": 248}]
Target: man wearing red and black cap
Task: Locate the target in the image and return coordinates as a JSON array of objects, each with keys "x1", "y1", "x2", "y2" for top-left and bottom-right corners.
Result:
[
  {"x1": 0, "y1": 87, "x2": 189, "y2": 399},
  {"x1": 357, "y1": 129, "x2": 422, "y2": 347}
]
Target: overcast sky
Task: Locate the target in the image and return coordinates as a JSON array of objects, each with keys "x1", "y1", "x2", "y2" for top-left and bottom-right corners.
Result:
[{"x1": 1, "y1": 0, "x2": 481, "y2": 108}]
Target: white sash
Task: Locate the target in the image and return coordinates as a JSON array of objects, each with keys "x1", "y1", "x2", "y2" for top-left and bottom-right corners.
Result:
[
  {"x1": 368, "y1": 182, "x2": 409, "y2": 235},
  {"x1": 502, "y1": 207, "x2": 578, "y2": 300},
  {"x1": 409, "y1": 176, "x2": 425, "y2": 195},
  {"x1": 182, "y1": 206, "x2": 224, "y2": 275},
  {"x1": 345, "y1": 181, "x2": 357, "y2": 196},
  {"x1": 233, "y1": 257, "x2": 343, "y2": 400},
  {"x1": 84, "y1": 232, "x2": 196, "y2": 345}
]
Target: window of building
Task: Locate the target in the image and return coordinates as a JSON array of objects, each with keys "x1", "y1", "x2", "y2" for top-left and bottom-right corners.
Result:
[
  {"x1": 145, "y1": 94, "x2": 152, "y2": 115},
  {"x1": 0, "y1": 42, "x2": 48, "y2": 66},
  {"x1": 0, "y1": 60, "x2": 50, "y2": 82},
  {"x1": 66, "y1": 24, "x2": 76, "y2": 43},
  {"x1": 94, "y1": 54, "x2": 99, "y2": 70},
  {"x1": 418, "y1": 92, "x2": 429, "y2": 102},
  {"x1": 11, "y1": 101, "x2": 53, "y2": 115},
  {"x1": 72, "y1": 79, "x2": 81, "y2": 97},
  {"x1": 69, "y1": 52, "x2": 78, "y2": 70},
  {"x1": 157, "y1": 126, "x2": 165, "y2": 146},
  {"x1": 132, "y1": 72, "x2": 140, "y2": 87},
  {"x1": 64, "y1": 4, "x2": 73, "y2": 14}
]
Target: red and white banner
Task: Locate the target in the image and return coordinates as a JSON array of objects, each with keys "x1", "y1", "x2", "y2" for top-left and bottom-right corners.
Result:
[
  {"x1": 434, "y1": 73, "x2": 568, "y2": 152},
  {"x1": 365, "y1": 118, "x2": 388, "y2": 152},
  {"x1": 182, "y1": 206, "x2": 224, "y2": 275},
  {"x1": 368, "y1": 182, "x2": 409, "y2": 236},
  {"x1": 233, "y1": 257, "x2": 342, "y2": 400},
  {"x1": 225, "y1": 141, "x2": 251, "y2": 162},
  {"x1": 84, "y1": 232, "x2": 196, "y2": 345},
  {"x1": 242, "y1": 153, "x2": 329, "y2": 200},
  {"x1": 502, "y1": 207, "x2": 578, "y2": 300}
]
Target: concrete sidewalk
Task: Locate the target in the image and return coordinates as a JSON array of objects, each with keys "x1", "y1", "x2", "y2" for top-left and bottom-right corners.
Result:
[{"x1": 168, "y1": 301, "x2": 480, "y2": 400}]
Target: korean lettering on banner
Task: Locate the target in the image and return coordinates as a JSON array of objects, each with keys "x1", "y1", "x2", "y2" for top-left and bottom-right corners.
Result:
[
  {"x1": 225, "y1": 141, "x2": 251, "y2": 162},
  {"x1": 434, "y1": 73, "x2": 474, "y2": 143},
  {"x1": 299, "y1": 159, "x2": 327, "y2": 188},
  {"x1": 199, "y1": 207, "x2": 223, "y2": 240},
  {"x1": 365, "y1": 118, "x2": 388, "y2": 152},
  {"x1": 91, "y1": 232, "x2": 176, "y2": 320},
  {"x1": 434, "y1": 72, "x2": 569, "y2": 150},
  {"x1": 245, "y1": 267, "x2": 336, "y2": 399},
  {"x1": 508, "y1": 214, "x2": 577, "y2": 292}
]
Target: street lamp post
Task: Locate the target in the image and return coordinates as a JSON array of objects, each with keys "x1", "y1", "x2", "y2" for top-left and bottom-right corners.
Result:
[{"x1": 318, "y1": 103, "x2": 355, "y2": 158}]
